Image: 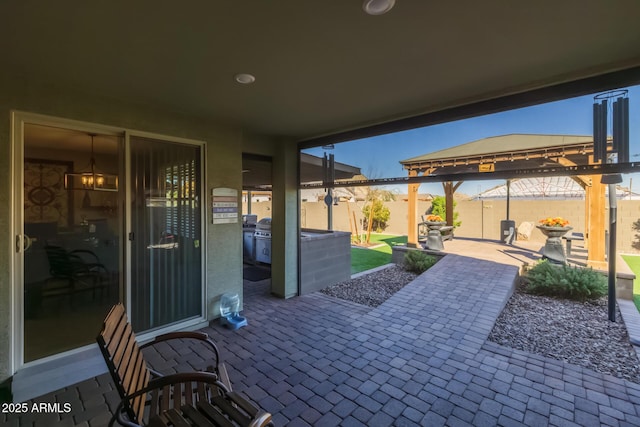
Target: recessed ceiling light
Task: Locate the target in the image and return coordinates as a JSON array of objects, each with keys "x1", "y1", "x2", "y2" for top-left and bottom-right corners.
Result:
[
  {"x1": 363, "y1": 0, "x2": 396, "y2": 15},
  {"x1": 234, "y1": 73, "x2": 256, "y2": 84}
]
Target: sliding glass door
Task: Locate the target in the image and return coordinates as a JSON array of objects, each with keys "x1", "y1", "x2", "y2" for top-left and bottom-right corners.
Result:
[
  {"x1": 14, "y1": 114, "x2": 207, "y2": 369},
  {"x1": 21, "y1": 124, "x2": 123, "y2": 362},
  {"x1": 128, "y1": 136, "x2": 203, "y2": 332}
]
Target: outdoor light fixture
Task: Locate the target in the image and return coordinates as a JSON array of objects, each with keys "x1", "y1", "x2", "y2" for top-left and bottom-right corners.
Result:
[
  {"x1": 525, "y1": 153, "x2": 529, "y2": 161},
  {"x1": 234, "y1": 73, "x2": 256, "y2": 84},
  {"x1": 363, "y1": 0, "x2": 396, "y2": 15},
  {"x1": 580, "y1": 145, "x2": 587, "y2": 155},
  {"x1": 510, "y1": 154, "x2": 514, "y2": 162},
  {"x1": 64, "y1": 133, "x2": 118, "y2": 192}
]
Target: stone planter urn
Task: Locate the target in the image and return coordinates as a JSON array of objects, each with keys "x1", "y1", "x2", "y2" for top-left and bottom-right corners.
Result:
[
  {"x1": 424, "y1": 221, "x2": 447, "y2": 231},
  {"x1": 423, "y1": 221, "x2": 447, "y2": 250},
  {"x1": 537, "y1": 225, "x2": 573, "y2": 264}
]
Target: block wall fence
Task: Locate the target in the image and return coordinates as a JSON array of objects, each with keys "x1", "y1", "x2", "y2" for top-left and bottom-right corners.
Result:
[{"x1": 245, "y1": 199, "x2": 640, "y2": 254}]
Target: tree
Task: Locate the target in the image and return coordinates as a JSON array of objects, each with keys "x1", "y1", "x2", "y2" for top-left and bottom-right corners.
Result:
[
  {"x1": 362, "y1": 198, "x2": 391, "y2": 233},
  {"x1": 341, "y1": 170, "x2": 396, "y2": 243},
  {"x1": 632, "y1": 219, "x2": 640, "y2": 250},
  {"x1": 429, "y1": 195, "x2": 461, "y2": 227}
]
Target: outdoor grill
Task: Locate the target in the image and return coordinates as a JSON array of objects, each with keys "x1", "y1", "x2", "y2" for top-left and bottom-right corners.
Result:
[{"x1": 254, "y1": 218, "x2": 272, "y2": 264}]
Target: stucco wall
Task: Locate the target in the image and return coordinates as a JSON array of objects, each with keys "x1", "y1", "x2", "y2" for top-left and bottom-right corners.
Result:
[
  {"x1": 270, "y1": 143, "x2": 299, "y2": 299},
  {"x1": 0, "y1": 73, "x2": 285, "y2": 380}
]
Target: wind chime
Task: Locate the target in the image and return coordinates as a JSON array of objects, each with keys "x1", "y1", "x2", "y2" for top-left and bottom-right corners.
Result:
[{"x1": 593, "y1": 89, "x2": 629, "y2": 322}]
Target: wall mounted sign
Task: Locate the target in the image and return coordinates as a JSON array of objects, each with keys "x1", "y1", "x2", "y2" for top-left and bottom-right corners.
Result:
[
  {"x1": 478, "y1": 163, "x2": 495, "y2": 173},
  {"x1": 212, "y1": 187, "x2": 238, "y2": 224}
]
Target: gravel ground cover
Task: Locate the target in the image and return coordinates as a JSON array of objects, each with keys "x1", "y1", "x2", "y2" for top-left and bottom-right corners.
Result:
[
  {"x1": 320, "y1": 264, "x2": 640, "y2": 384},
  {"x1": 320, "y1": 265, "x2": 417, "y2": 307},
  {"x1": 489, "y1": 281, "x2": 640, "y2": 384}
]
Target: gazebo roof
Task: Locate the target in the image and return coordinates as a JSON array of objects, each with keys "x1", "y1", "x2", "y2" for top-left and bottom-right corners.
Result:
[
  {"x1": 400, "y1": 134, "x2": 593, "y2": 164},
  {"x1": 399, "y1": 134, "x2": 599, "y2": 176}
]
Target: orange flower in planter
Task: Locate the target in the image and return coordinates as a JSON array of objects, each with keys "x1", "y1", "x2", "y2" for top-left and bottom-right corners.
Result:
[
  {"x1": 426, "y1": 214, "x2": 444, "y2": 222},
  {"x1": 539, "y1": 217, "x2": 570, "y2": 227}
]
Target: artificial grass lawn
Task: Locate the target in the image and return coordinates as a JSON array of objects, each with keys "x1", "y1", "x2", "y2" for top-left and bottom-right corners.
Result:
[
  {"x1": 621, "y1": 255, "x2": 640, "y2": 313},
  {"x1": 351, "y1": 234, "x2": 408, "y2": 274}
]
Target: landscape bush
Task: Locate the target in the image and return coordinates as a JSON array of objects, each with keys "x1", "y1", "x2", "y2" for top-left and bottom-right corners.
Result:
[
  {"x1": 403, "y1": 250, "x2": 437, "y2": 274},
  {"x1": 362, "y1": 199, "x2": 391, "y2": 232},
  {"x1": 429, "y1": 196, "x2": 461, "y2": 227},
  {"x1": 525, "y1": 260, "x2": 607, "y2": 301}
]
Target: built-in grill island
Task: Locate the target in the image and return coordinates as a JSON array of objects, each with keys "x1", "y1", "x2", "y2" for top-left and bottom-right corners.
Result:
[
  {"x1": 300, "y1": 229, "x2": 351, "y2": 295},
  {"x1": 243, "y1": 220, "x2": 351, "y2": 293},
  {"x1": 242, "y1": 215, "x2": 257, "y2": 263},
  {"x1": 254, "y1": 218, "x2": 272, "y2": 264}
]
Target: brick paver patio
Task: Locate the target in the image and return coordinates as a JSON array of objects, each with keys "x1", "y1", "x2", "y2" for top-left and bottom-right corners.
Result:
[{"x1": 5, "y1": 252, "x2": 640, "y2": 426}]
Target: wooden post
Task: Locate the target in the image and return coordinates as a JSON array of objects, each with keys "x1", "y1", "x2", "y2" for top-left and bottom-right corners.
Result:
[
  {"x1": 352, "y1": 211, "x2": 360, "y2": 243},
  {"x1": 366, "y1": 199, "x2": 374, "y2": 243},
  {"x1": 442, "y1": 181, "x2": 462, "y2": 226},
  {"x1": 346, "y1": 201, "x2": 354, "y2": 238},
  {"x1": 587, "y1": 178, "x2": 607, "y2": 268},
  {"x1": 407, "y1": 170, "x2": 420, "y2": 248}
]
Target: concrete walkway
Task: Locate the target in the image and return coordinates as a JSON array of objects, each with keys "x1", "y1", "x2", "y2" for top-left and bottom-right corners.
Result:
[{"x1": 5, "y1": 250, "x2": 640, "y2": 426}]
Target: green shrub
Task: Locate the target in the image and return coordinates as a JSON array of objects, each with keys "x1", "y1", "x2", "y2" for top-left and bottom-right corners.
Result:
[
  {"x1": 430, "y1": 196, "x2": 461, "y2": 227},
  {"x1": 403, "y1": 250, "x2": 437, "y2": 274},
  {"x1": 362, "y1": 199, "x2": 391, "y2": 232},
  {"x1": 525, "y1": 260, "x2": 607, "y2": 301}
]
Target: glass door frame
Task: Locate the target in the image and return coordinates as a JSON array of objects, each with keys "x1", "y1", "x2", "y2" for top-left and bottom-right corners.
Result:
[
  {"x1": 124, "y1": 130, "x2": 208, "y2": 341},
  {"x1": 11, "y1": 111, "x2": 126, "y2": 372},
  {"x1": 11, "y1": 111, "x2": 208, "y2": 374}
]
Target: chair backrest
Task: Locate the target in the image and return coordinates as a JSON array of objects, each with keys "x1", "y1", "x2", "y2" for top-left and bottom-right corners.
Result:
[
  {"x1": 97, "y1": 303, "x2": 150, "y2": 424},
  {"x1": 44, "y1": 245, "x2": 74, "y2": 278}
]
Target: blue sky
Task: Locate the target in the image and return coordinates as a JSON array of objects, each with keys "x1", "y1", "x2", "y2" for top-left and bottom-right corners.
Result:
[{"x1": 303, "y1": 84, "x2": 640, "y2": 196}]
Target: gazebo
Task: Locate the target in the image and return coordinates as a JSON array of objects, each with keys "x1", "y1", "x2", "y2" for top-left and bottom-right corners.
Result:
[{"x1": 400, "y1": 134, "x2": 608, "y2": 266}]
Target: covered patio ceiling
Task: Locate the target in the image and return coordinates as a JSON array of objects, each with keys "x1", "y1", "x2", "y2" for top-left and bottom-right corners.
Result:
[
  {"x1": 2, "y1": 2, "x2": 640, "y2": 141},
  {"x1": 242, "y1": 153, "x2": 361, "y2": 190}
]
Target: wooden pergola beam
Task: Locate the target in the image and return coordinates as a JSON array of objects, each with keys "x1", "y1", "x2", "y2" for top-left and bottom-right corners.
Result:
[
  {"x1": 407, "y1": 169, "x2": 420, "y2": 248},
  {"x1": 556, "y1": 156, "x2": 606, "y2": 266},
  {"x1": 402, "y1": 137, "x2": 612, "y2": 266}
]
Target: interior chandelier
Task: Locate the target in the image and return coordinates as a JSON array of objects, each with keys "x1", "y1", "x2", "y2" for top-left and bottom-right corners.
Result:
[{"x1": 64, "y1": 133, "x2": 118, "y2": 192}]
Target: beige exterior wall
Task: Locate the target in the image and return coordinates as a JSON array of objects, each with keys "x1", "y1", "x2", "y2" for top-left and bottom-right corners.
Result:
[
  {"x1": 0, "y1": 73, "x2": 293, "y2": 381},
  {"x1": 299, "y1": 197, "x2": 640, "y2": 254},
  {"x1": 455, "y1": 199, "x2": 586, "y2": 243}
]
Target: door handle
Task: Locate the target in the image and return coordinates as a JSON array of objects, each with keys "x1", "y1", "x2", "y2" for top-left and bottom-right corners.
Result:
[{"x1": 16, "y1": 234, "x2": 33, "y2": 253}]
